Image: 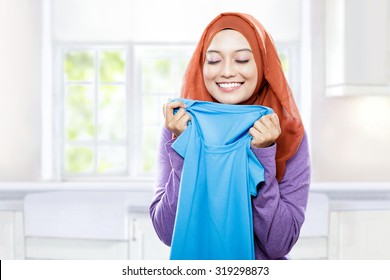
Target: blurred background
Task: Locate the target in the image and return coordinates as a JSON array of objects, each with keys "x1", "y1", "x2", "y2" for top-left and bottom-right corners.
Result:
[{"x1": 0, "y1": 0, "x2": 389, "y2": 260}]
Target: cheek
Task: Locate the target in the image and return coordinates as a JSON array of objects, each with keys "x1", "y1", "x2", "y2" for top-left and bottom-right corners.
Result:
[
  {"x1": 202, "y1": 66, "x2": 214, "y2": 81},
  {"x1": 243, "y1": 64, "x2": 258, "y2": 81},
  {"x1": 241, "y1": 66, "x2": 258, "y2": 91}
]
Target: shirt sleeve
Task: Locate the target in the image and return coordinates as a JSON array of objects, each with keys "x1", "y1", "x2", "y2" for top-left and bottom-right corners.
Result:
[
  {"x1": 250, "y1": 132, "x2": 311, "y2": 259},
  {"x1": 149, "y1": 126, "x2": 184, "y2": 246}
]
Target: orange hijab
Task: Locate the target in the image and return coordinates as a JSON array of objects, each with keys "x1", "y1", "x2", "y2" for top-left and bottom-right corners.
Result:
[{"x1": 180, "y1": 12, "x2": 304, "y2": 182}]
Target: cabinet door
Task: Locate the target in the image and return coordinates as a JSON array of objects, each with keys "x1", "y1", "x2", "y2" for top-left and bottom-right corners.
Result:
[
  {"x1": 325, "y1": 0, "x2": 390, "y2": 96},
  {"x1": 0, "y1": 211, "x2": 24, "y2": 259},
  {"x1": 329, "y1": 210, "x2": 390, "y2": 259},
  {"x1": 128, "y1": 213, "x2": 170, "y2": 260}
]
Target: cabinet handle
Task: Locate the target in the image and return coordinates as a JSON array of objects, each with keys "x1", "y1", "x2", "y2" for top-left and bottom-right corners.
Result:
[{"x1": 131, "y1": 217, "x2": 137, "y2": 242}]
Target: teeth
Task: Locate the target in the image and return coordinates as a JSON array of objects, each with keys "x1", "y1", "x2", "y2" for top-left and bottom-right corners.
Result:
[{"x1": 218, "y1": 83, "x2": 241, "y2": 88}]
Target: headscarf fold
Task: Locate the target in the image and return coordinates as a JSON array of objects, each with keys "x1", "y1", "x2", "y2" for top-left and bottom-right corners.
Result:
[{"x1": 180, "y1": 12, "x2": 304, "y2": 182}]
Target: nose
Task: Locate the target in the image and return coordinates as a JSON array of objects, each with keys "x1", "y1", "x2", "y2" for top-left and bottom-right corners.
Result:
[{"x1": 220, "y1": 61, "x2": 236, "y2": 78}]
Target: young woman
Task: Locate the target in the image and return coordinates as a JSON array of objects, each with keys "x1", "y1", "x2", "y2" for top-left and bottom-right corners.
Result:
[{"x1": 149, "y1": 12, "x2": 311, "y2": 260}]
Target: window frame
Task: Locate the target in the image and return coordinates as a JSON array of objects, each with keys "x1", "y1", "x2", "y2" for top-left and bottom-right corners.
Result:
[
  {"x1": 133, "y1": 43, "x2": 197, "y2": 178},
  {"x1": 61, "y1": 45, "x2": 131, "y2": 179}
]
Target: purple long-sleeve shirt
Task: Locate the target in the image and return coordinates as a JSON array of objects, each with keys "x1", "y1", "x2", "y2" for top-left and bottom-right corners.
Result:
[{"x1": 149, "y1": 126, "x2": 311, "y2": 260}]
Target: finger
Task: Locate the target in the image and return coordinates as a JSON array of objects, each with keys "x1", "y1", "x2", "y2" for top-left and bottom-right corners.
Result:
[
  {"x1": 268, "y1": 113, "x2": 280, "y2": 128},
  {"x1": 165, "y1": 101, "x2": 187, "y2": 119},
  {"x1": 259, "y1": 114, "x2": 275, "y2": 129},
  {"x1": 177, "y1": 112, "x2": 191, "y2": 127},
  {"x1": 268, "y1": 113, "x2": 281, "y2": 135},
  {"x1": 172, "y1": 108, "x2": 188, "y2": 122},
  {"x1": 162, "y1": 103, "x2": 167, "y2": 117},
  {"x1": 175, "y1": 111, "x2": 192, "y2": 129},
  {"x1": 166, "y1": 100, "x2": 187, "y2": 111},
  {"x1": 249, "y1": 127, "x2": 266, "y2": 148},
  {"x1": 163, "y1": 98, "x2": 173, "y2": 115},
  {"x1": 168, "y1": 111, "x2": 191, "y2": 136},
  {"x1": 249, "y1": 127, "x2": 261, "y2": 139},
  {"x1": 253, "y1": 119, "x2": 268, "y2": 133},
  {"x1": 253, "y1": 119, "x2": 276, "y2": 142},
  {"x1": 166, "y1": 109, "x2": 191, "y2": 130}
]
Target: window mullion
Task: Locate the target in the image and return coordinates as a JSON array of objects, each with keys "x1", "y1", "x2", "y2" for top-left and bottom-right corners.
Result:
[
  {"x1": 94, "y1": 48, "x2": 99, "y2": 175},
  {"x1": 127, "y1": 44, "x2": 138, "y2": 178},
  {"x1": 59, "y1": 47, "x2": 67, "y2": 181},
  {"x1": 124, "y1": 46, "x2": 131, "y2": 178}
]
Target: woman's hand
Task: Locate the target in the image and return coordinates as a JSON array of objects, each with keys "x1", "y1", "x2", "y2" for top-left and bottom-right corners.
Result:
[
  {"x1": 163, "y1": 100, "x2": 191, "y2": 137},
  {"x1": 249, "y1": 113, "x2": 281, "y2": 148}
]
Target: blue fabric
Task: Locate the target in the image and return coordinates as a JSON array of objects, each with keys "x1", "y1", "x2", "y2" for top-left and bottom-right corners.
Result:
[{"x1": 170, "y1": 98, "x2": 273, "y2": 260}]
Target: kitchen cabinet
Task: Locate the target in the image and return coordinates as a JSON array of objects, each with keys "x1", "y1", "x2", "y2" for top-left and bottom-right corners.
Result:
[{"x1": 325, "y1": 0, "x2": 390, "y2": 96}]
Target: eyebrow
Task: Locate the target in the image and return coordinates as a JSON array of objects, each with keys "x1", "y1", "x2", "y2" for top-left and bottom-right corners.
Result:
[{"x1": 206, "y1": 48, "x2": 253, "y2": 54}]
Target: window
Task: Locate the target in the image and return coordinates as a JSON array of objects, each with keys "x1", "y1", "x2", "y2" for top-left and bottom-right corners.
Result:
[
  {"x1": 277, "y1": 43, "x2": 301, "y2": 109},
  {"x1": 59, "y1": 44, "x2": 194, "y2": 180},
  {"x1": 62, "y1": 47, "x2": 128, "y2": 178},
  {"x1": 135, "y1": 45, "x2": 194, "y2": 176},
  {"x1": 57, "y1": 43, "x2": 296, "y2": 180}
]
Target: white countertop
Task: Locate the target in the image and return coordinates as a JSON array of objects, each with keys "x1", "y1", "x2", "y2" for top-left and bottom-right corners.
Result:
[
  {"x1": 0, "y1": 181, "x2": 154, "y2": 192},
  {"x1": 1, "y1": 181, "x2": 390, "y2": 191},
  {"x1": 1, "y1": 181, "x2": 390, "y2": 211}
]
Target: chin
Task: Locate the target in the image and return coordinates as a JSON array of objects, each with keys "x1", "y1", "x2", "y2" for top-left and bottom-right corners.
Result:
[
  {"x1": 218, "y1": 99, "x2": 241, "y2": 105},
  {"x1": 219, "y1": 95, "x2": 248, "y2": 105},
  {"x1": 210, "y1": 90, "x2": 250, "y2": 105}
]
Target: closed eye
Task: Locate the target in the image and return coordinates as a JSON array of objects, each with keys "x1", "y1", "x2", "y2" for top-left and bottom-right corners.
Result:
[
  {"x1": 207, "y1": 60, "x2": 221, "y2": 65},
  {"x1": 236, "y1": 59, "x2": 250, "y2": 64}
]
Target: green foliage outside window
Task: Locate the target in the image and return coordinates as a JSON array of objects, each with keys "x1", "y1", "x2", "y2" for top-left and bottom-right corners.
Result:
[
  {"x1": 64, "y1": 49, "x2": 127, "y2": 175},
  {"x1": 64, "y1": 51, "x2": 94, "y2": 81},
  {"x1": 99, "y1": 51, "x2": 126, "y2": 82}
]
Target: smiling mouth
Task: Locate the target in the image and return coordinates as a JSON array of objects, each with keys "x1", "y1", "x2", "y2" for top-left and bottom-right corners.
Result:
[{"x1": 217, "y1": 82, "x2": 243, "y2": 91}]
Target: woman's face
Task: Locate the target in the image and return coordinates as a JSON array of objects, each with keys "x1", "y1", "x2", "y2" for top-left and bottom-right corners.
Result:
[{"x1": 203, "y1": 29, "x2": 259, "y2": 104}]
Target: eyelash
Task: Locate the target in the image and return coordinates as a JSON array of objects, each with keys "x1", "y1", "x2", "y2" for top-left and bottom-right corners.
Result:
[
  {"x1": 236, "y1": 59, "x2": 250, "y2": 64},
  {"x1": 206, "y1": 59, "x2": 250, "y2": 65}
]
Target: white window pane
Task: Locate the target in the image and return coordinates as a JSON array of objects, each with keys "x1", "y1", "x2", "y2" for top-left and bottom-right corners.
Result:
[
  {"x1": 65, "y1": 145, "x2": 94, "y2": 173},
  {"x1": 97, "y1": 146, "x2": 127, "y2": 173},
  {"x1": 277, "y1": 49, "x2": 290, "y2": 82},
  {"x1": 176, "y1": 57, "x2": 189, "y2": 91},
  {"x1": 137, "y1": 46, "x2": 194, "y2": 177},
  {"x1": 142, "y1": 58, "x2": 175, "y2": 94},
  {"x1": 65, "y1": 85, "x2": 95, "y2": 141},
  {"x1": 143, "y1": 95, "x2": 172, "y2": 126},
  {"x1": 99, "y1": 50, "x2": 126, "y2": 83},
  {"x1": 64, "y1": 50, "x2": 95, "y2": 81},
  {"x1": 98, "y1": 85, "x2": 126, "y2": 141},
  {"x1": 142, "y1": 125, "x2": 160, "y2": 174},
  {"x1": 62, "y1": 46, "x2": 130, "y2": 179}
]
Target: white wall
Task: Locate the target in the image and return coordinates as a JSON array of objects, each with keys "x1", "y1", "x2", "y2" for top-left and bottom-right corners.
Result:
[
  {"x1": 312, "y1": 96, "x2": 390, "y2": 181},
  {"x1": 311, "y1": 0, "x2": 390, "y2": 182},
  {"x1": 0, "y1": 0, "x2": 42, "y2": 181},
  {"x1": 52, "y1": 0, "x2": 302, "y2": 43}
]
